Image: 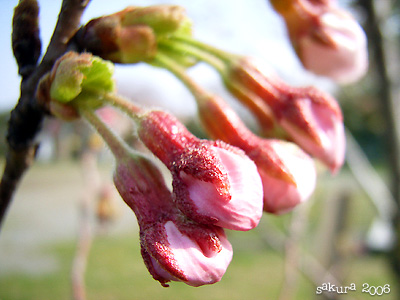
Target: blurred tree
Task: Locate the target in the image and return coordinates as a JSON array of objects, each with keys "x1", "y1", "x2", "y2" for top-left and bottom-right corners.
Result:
[{"x1": 357, "y1": 0, "x2": 400, "y2": 293}]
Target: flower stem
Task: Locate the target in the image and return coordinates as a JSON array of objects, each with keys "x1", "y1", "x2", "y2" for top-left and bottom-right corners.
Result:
[
  {"x1": 170, "y1": 34, "x2": 240, "y2": 63},
  {"x1": 80, "y1": 108, "x2": 133, "y2": 160},
  {"x1": 158, "y1": 39, "x2": 227, "y2": 74},
  {"x1": 152, "y1": 52, "x2": 210, "y2": 103},
  {"x1": 102, "y1": 93, "x2": 143, "y2": 121}
]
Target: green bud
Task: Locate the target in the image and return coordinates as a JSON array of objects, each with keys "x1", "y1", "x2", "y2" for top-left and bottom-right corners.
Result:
[
  {"x1": 112, "y1": 25, "x2": 157, "y2": 63},
  {"x1": 77, "y1": 5, "x2": 193, "y2": 64},
  {"x1": 121, "y1": 5, "x2": 191, "y2": 37},
  {"x1": 49, "y1": 52, "x2": 115, "y2": 109}
]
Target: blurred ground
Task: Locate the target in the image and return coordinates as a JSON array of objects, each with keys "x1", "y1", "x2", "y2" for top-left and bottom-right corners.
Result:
[
  {"x1": 0, "y1": 159, "x2": 137, "y2": 276},
  {"x1": 0, "y1": 160, "x2": 397, "y2": 300}
]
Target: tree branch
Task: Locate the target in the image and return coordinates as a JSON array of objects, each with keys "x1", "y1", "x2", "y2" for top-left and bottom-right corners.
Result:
[
  {"x1": 41, "y1": 0, "x2": 91, "y2": 68},
  {"x1": 0, "y1": 0, "x2": 91, "y2": 231},
  {"x1": 11, "y1": 0, "x2": 41, "y2": 78}
]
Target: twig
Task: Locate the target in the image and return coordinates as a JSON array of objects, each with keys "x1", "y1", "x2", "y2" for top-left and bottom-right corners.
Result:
[
  {"x1": 345, "y1": 128, "x2": 397, "y2": 220},
  {"x1": 71, "y1": 149, "x2": 100, "y2": 300},
  {"x1": 256, "y1": 216, "x2": 362, "y2": 300},
  {"x1": 41, "y1": 0, "x2": 91, "y2": 67},
  {"x1": 0, "y1": 0, "x2": 91, "y2": 231},
  {"x1": 278, "y1": 202, "x2": 311, "y2": 300}
]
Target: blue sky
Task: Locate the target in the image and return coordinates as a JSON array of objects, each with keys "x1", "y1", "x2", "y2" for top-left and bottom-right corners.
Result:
[{"x1": 0, "y1": 0, "x2": 335, "y2": 117}]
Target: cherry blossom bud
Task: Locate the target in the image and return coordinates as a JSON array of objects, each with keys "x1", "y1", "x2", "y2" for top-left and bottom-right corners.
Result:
[
  {"x1": 270, "y1": 0, "x2": 368, "y2": 83},
  {"x1": 48, "y1": 52, "x2": 115, "y2": 104},
  {"x1": 36, "y1": 52, "x2": 115, "y2": 119},
  {"x1": 197, "y1": 94, "x2": 316, "y2": 213},
  {"x1": 114, "y1": 154, "x2": 232, "y2": 287},
  {"x1": 141, "y1": 219, "x2": 233, "y2": 287},
  {"x1": 257, "y1": 140, "x2": 316, "y2": 213},
  {"x1": 137, "y1": 110, "x2": 263, "y2": 230},
  {"x1": 270, "y1": 0, "x2": 336, "y2": 17},
  {"x1": 12, "y1": 0, "x2": 41, "y2": 76},
  {"x1": 225, "y1": 57, "x2": 345, "y2": 173},
  {"x1": 298, "y1": 9, "x2": 368, "y2": 83},
  {"x1": 76, "y1": 5, "x2": 191, "y2": 64},
  {"x1": 274, "y1": 85, "x2": 345, "y2": 174},
  {"x1": 120, "y1": 5, "x2": 190, "y2": 36}
]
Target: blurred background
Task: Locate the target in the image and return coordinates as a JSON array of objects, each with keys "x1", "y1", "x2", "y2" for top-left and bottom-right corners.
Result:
[{"x1": 0, "y1": 0, "x2": 400, "y2": 299}]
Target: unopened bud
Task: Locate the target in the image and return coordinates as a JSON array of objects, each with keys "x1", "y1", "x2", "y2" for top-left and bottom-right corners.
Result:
[
  {"x1": 77, "y1": 5, "x2": 191, "y2": 64},
  {"x1": 197, "y1": 94, "x2": 316, "y2": 213},
  {"x1": 114, "y1": 153, "x2": 232, "y2": 287},
  {"x1": 298, "y1": 9, "x2": 368, "y2": 83},
  {"x1": 257, "y1": 140, "x2": 316, "y2": 214},
  {"x1": 36, "y1": 52, "x2": 115, "y2": 119},
  {"x1": 141, "y1": 218, "x2": 232, "y2": 287},
  {"x1": 12, "y1": 0, "x2": 41, "y2": 76},
  {"x1": 121, "y1": 5, "x2": 190, "y2": 37},
  {"x1": 224, "y1": 57, "x2": 345, "y2": 173},
  {"x1": 137, "y1": 110, "x2": 263, "y2": 230},
  {"x1": 270, "y1": 0, "x2": 368, "y2": 83}
]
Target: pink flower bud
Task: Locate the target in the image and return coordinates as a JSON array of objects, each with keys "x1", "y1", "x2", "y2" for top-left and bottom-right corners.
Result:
[
  {"x1": 141, "y1": 219, "x2": 232, "y2": 287},
  {"x1": 225, "y1": 58, "x2": 345, "y2": 173},
  {"x1": 114, "y1": 154, "x2": 232, "y2": 287},
  {"x1": 197, "y1": 94, "x2": 316, "y2": 213},
  {"x1": 257, "y1": 140, "x2": 316, "y2": 213},
  {"x1": 137, "y1": 110, "x2": 263, "y2": 230},
  {"x1": 297, "y1": 9, "x2": 368, "y2": 83},
  {"x1": 274, "y1": 85, "x2": 345, "y2": 174},
  {"x1": 271, "y1": 0, "x2": 368, "y2": 83}
]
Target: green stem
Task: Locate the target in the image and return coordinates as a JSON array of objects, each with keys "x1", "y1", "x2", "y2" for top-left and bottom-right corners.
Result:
[
  {"x1": 171, "y1": 34, "x2": 240, "y2": 63},
  {"x1": 152, "y1": 52, "x2": 209, "y2": 103},
  {"x1": 102, "y1": 93, "x2": 144, "y2": 121},
  {"x1": 158, "y1": 39, "x2": 227, "y2": 74},
  {"x1": 80, "y1": 108, "x2": 134, "y2": 160}
]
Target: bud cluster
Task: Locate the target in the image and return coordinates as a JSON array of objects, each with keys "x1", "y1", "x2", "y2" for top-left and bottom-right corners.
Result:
[
  {"x1": 37, "y1": 1, "x2": 364, "y2": 288},
  {"x1": 152, "y1": 39, "x2": 346, "y2": 173},
  {"x1": 41, "y1": 51, "x2": 264, "y2": 287}
]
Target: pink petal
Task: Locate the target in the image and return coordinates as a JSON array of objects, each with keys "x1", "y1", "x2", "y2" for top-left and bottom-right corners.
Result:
[
  {"x1": 280, "y1": 98, "x2": 345, "y2": 173},
  {"x1": 180, "y1": 146, "x2": 263, "y2": 231},
  {"x1": 152, "y1": 221, "x2": 233, "y2": 287},
  {"x1": 261, "y1": 141, "x2": 316, "y2": 214},
  {"x1": 299, "y1": 11, "x2": 368, "y2": 84}
]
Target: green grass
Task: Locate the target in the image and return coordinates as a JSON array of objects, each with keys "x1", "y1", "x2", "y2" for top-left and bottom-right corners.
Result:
[
  {"x1": 0, "y1": 231, "x2": 285, "y2": 300},
  {"x1": 0, "y1": 230, "x2": 397, "y2": 300},
  {"x1": 0, "y1": 161, "x2": 398, "y2": 300}
]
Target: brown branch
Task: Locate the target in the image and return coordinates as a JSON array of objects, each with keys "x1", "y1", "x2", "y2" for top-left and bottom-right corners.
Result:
[
  {"x1": 0, "y1": 146, "x2": 37, "y2": 229},
  {"x1": 0, "y1": 0, "x2": 91, "y2": 231},
  {"x1": 12, "y1": 0, "x2": 41, "y2": 78},
  {"x1": 41, "y1": 0, "x2": 91, "y2": 68}
]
